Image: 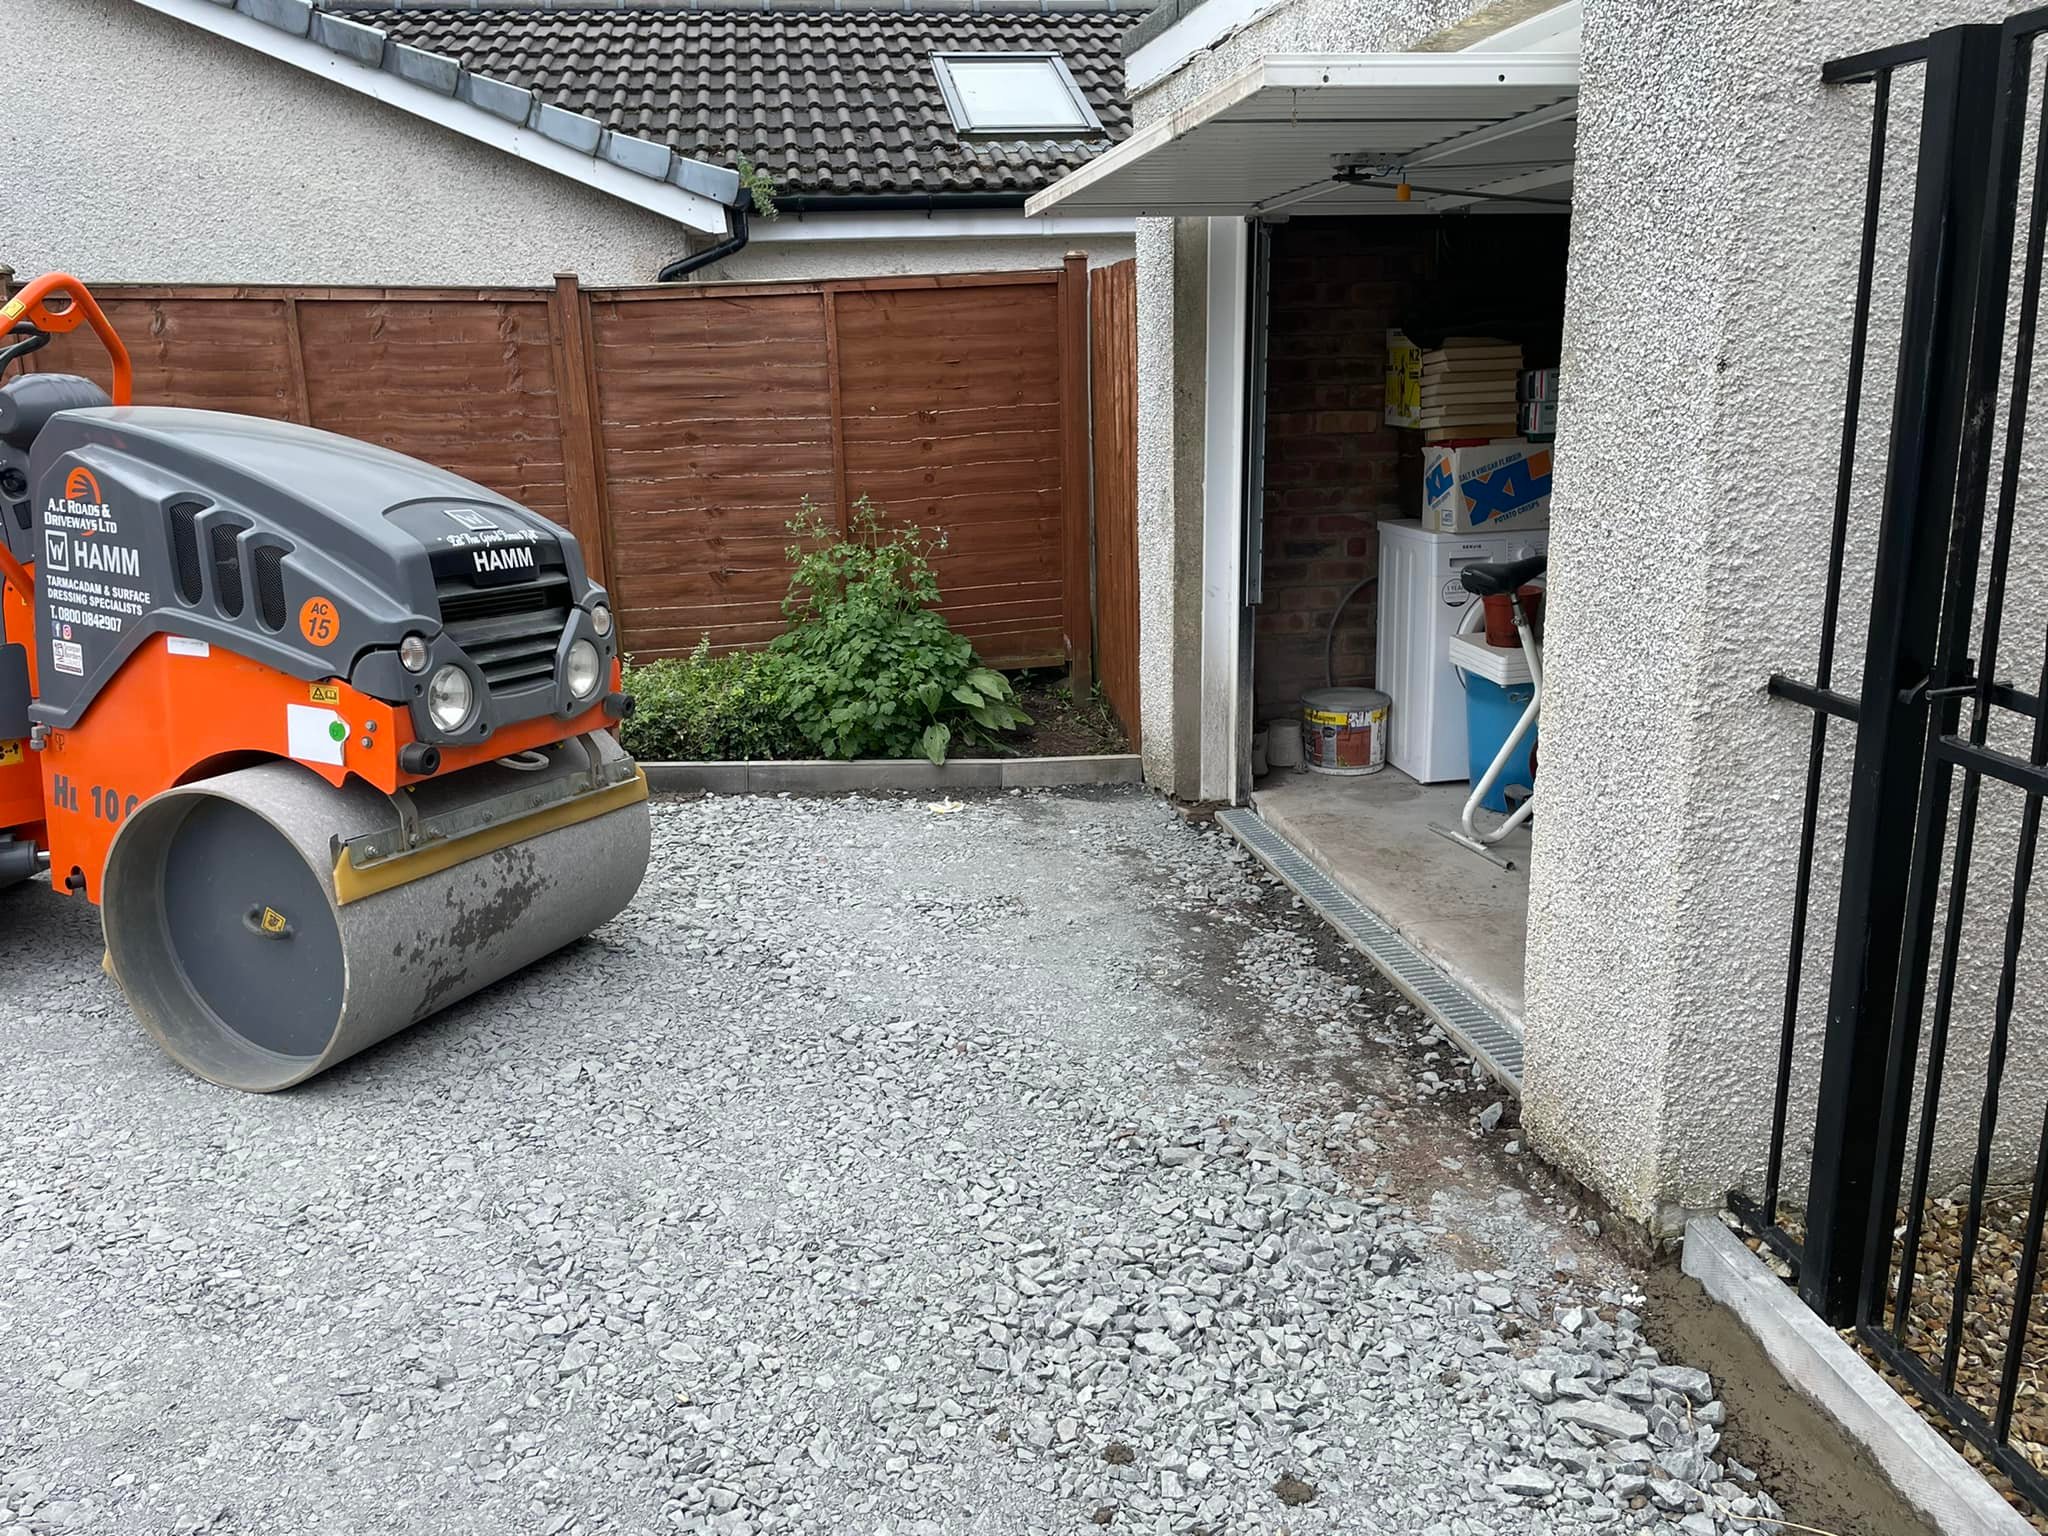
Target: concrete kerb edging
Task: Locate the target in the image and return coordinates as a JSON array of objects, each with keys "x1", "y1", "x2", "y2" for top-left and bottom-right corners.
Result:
[
  {"x1": 641, "y1": 755, "x2": 1145, "y2": 795},
  {"x1": 1681, "y1": 1214, "x2": 2034, "y2": 1536}
]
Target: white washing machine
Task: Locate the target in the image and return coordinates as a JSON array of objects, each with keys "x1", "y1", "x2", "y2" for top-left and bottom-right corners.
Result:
[{"x1": 1376, "y1": 518, "x2": 1550, "y2": 782}]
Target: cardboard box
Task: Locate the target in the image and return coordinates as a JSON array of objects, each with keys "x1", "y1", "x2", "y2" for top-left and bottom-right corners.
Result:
[
  {"x1": 1385, "y1": 330, "x2": 1423, "y2": 428},
  {"x1": 1422, "y1": 438, "x2": 1552, "y2": 533},
  {"x1": 1518, "y1": 399, "x2": 1558, "y2": 436}
]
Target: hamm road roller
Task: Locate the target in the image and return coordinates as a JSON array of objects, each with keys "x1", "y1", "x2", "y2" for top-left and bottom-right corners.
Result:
[{"x1": 0, "y1": 273, "x2": 650, "y2": 1091}]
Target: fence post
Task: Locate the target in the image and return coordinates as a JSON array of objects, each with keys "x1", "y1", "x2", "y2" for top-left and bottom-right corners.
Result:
[
  {"x1": 548, "y1": 272, "x2": 612, "y2": 592},
  {"x1": 822, "y1": 286, "x2": 853, "y2": 536},
  {"x1": 1801, "y1": 24, "x2": 2002, "y2": 1326},
  {"x1": 281, "y1": 297, "x2": 312, "y2": 426},
  {"x1": 1059, "y1": 251, "x2": 1094, "y2": 688}
]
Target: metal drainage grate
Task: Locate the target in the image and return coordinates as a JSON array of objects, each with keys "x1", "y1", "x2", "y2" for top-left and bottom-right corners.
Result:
[{"x1": 1216, "y1": 807, "x2": 1524, "y2": 1092}]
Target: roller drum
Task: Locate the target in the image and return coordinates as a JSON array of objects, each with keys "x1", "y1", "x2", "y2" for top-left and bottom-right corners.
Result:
[{"x1": 102, "y1": 751, "x2": 650, "y2": 1091}]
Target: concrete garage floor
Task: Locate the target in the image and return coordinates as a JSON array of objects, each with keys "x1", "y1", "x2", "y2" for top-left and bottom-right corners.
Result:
[
  {"x1": 1251, "y1": 768, "x2": 1532, "y2": 1028},
  {"x1": 0, "y1": 789, "x2": 1915, "y2": 1536}
]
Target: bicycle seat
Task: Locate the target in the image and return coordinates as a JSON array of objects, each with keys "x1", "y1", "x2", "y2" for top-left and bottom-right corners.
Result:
[{"x1": 1460, "y1": 554, "x2": 1548, "y2": 597}]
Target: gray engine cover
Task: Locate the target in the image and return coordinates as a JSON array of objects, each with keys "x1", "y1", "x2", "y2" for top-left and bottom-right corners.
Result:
[{"x1": 23, "y1": 407, "x2": 615, "y2": 741}]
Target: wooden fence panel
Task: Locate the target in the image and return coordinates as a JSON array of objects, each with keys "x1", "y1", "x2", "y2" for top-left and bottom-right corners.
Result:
[
  {"x1": 294, "y1": 296, "x2": 571, "y2": 528},
  {"x1": 17, "y1": 272, "x2": 1112, "y2": 672},
  {"x1": 30, "y1": 295, "x2": 296, "y2": 417},
  {"x1": 585, "y1": 287, "x2": 837, "y2": 656},
  {"x1": 1090, "y1": 259, "x2": 1141, "y2": 744},
  {"x1": 832, "y1": 275, "x2": 1067, "y2": 667}
]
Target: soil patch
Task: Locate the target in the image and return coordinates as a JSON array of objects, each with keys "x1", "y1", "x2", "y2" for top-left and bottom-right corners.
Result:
[
  {"x1": 1639, "y1": 1264, "x2": 1941, "y2": 1536},
  {"x1": 1008, "y1": 674, "x2": 1128, "y2": 757}
]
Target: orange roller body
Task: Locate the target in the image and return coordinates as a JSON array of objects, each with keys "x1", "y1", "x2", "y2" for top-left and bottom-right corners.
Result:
[{"x1": 0, "y1": 274, "x2": 651, "y2": 1090}]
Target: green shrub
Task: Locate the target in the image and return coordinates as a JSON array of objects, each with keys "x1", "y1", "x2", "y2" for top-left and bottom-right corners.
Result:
[
  {"x1": 619, "y1": 640, "x2": 805, "y2": 762},
  {"x1": 771, "y1": 499, "x2": 1028, "y2": 764},
  {"x1": 618, "y1": 498, "x2": 1028, "y2": 764}
]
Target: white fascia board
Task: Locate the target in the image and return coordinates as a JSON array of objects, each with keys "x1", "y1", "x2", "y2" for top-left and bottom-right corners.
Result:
[
  {"x1": 748, "y1": 210, "x2": 1137, "y2": 245},
  {"x1": 1468, "y1": 2, "x2": 1581, "y2": 53},
  {"x1": 1027, "y1": 51, "x2": 1580, "y2": 218},
  {"x1": 1130, "y1": 0, "x2": 1580, "y2": 98},
  {"x1": 1127, "y1": 0, "x2": 1288, "y2": 97},
  {"x1": 133, "y1": 0, "x2": 733, "y2": 237}
]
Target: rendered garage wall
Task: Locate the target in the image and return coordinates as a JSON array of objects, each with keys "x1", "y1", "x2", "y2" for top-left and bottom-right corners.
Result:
[
  {"x1": 1520, "y1": 0, "x2": 2048, "y2": 1229},
  {"x1": 1128, "y1": 0, "x2": 1545, "y2": 796},
  {"x1": 0, "y1": 0, "x2": 1123, "y2": 288}
]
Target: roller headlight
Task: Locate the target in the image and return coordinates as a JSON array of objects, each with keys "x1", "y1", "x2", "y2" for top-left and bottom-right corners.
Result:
[
  {"x1": 590, "y1": 602, "x2": 613, "y2": 639},
  {"x1": 427, "y1": 664, "x2": 475, "y2": 732},
  {"x1": 398, "y1": 633, "x2": 431, "y2": 674},
  {"x1": 565, "y1": 638, "x2": 603, "y2": 701}
]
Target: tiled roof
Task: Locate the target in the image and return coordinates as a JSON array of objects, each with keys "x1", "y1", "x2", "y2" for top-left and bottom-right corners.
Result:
[{"x1": 323, "y1": 1, "x2": 1144, "y2": 201}]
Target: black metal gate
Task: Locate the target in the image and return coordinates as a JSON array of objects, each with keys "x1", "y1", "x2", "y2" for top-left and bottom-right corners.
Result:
[{"x1": 1740, "y1": 12, "x2": 2048, "y2": 1507}]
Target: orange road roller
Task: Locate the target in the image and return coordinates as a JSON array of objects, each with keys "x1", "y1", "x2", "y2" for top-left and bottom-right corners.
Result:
[{"x1": 0, "y1": 273, "x2": 650, "y2": 1091}]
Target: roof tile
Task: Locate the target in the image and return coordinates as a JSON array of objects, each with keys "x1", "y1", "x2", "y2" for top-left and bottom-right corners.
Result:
[{"x1": 323, "y1": 1, "x2": 1138, "y2": 199}]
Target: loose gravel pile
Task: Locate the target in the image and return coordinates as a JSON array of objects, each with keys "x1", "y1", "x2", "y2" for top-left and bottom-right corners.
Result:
[{"x1": 3, "y1": 789, "x2": 1790, "y2": 1534}]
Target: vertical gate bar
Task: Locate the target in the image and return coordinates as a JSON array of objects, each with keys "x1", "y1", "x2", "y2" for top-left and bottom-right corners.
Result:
[
  {"x1": 1764, "y1": 69, "x2": 1893, "y2": 1227},
  {"x1": 1944, "y1": 633, "x2": 2048, "y2": 1392},
  {"x1": 1804, "y1": 24, "x2": 2004, "y2": 1326},
  {"x1": 1996, "y1": 1094, "x2": 2048, "y2": 1438},
  {"x1": 1891, "y1": 30, "x2": 2048, "y2": 1339},
  {"x1": 1864, "y1": 27, "x2": 2040, "y2": 1328}
]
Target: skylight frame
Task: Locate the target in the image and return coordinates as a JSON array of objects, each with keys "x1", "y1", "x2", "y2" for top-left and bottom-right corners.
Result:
[{"x1": 931, "y1": 52, "x2": 1108, "y2": 141}]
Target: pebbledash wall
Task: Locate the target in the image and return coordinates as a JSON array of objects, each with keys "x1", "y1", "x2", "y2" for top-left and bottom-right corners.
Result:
[
  {"x1": 1131, "y1": 0, "x2": 2048, "y2": 1230},
  {"x1": 3, "y1": 0, "x2": 1129, "y2": 288},
  {"x1": 1520, "y1": 0, "x2": 2048, "y2": 1232}
]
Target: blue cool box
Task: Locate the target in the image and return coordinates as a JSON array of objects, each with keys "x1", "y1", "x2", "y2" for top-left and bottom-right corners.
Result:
[{"x1": 1464, "y1": 674, "x2": 1537, "y2": 812}]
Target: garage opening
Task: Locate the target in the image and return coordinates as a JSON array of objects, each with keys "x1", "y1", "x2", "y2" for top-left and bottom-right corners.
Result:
[
  {"x1": 1247, "y1": 214, "x2": 1569, "y2": 1029},
  {"x1": 1027, "y1": 38, "x2": 1580, "y2": 1044}
]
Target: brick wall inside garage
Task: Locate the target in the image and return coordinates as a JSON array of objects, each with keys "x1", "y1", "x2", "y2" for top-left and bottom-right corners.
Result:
[{"x1": 1254, "y1": 216, "x2": 1571, "y2": 727}]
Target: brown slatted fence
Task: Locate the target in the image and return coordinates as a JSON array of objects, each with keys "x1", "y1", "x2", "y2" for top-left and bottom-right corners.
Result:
[
  {"x1": 1089, "y1": 258, "x2": 1140, "y2": 744},
  {"x1": 21, "y1": 268, "x2": 1112, "y2": 674}
]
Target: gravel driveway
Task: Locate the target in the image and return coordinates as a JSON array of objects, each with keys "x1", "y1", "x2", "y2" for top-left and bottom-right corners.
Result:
[{"x1": 3, "y1": 790, "x2": 1828, "y2": 1534}]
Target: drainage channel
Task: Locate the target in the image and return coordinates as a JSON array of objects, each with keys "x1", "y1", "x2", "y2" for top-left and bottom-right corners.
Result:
[{"x1": 1215, "y1": 807, "x2": 1524, "y2": 1093}]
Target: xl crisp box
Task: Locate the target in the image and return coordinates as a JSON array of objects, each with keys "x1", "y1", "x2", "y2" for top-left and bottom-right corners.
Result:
[{"x1": 1422, "y1": 438, "x2": 1552, "y2": 534}]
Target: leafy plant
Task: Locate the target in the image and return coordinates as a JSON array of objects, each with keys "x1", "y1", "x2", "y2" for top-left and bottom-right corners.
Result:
[
  {"x1": 736, "y1": 155, "x2": 779, "y2": 220},
  {"x1": 770, "y1": 498, "x2": 1028, "y2": 764},
  {"x1": 619, "y1": 639, "x2": 805, "y2": 762}
]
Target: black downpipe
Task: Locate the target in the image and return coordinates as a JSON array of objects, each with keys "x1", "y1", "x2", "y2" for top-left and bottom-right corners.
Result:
[{"x1": 658, "y1": 205, "x2": 751, "y2": 283}]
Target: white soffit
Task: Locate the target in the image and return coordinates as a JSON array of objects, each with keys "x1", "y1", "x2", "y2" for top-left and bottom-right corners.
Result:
[{"x1": 1026, "y1": 52, "x2": 1578, "y2": 219}]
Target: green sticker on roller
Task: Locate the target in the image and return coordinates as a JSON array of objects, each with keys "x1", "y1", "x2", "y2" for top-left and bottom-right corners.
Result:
[{"x1": 328, "y1": 720, "x2": 348, "y2": 743}]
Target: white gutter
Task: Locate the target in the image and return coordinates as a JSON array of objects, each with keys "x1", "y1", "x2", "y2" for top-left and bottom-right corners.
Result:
[
  {"x1": 134, "y1": 0, "x2": 735, "y2": 237},
  {"x1": 747, "y1": 210, "x2": 1136, "y2": 245}
]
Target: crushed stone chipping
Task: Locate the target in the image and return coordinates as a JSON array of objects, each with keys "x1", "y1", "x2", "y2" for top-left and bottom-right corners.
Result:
[{"x1": 3, "y1": 788, "x2": 1794, "y2": 1535}]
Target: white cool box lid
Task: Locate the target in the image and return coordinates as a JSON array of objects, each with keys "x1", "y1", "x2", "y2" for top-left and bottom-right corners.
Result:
[{"x1": 1448, "y1": 630, "x2": 1534, "y2": 687}]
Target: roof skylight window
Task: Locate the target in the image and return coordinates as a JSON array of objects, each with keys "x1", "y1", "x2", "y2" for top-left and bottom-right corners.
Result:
[{"x1": 932, "y1": 53, "x2": 1105, "y2": 139}]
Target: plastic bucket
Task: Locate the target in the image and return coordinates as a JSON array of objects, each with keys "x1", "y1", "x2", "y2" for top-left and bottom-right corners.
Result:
[
  {"x1": 1301, "y1": 687, "x2": 1389, "y2": 776},
  {"x1": 1481, "y1": 587, "x2": 1545, "y2": 648},
  {"x1": 1267, "y1": 719, "x2": 1303, "y2": 770}
]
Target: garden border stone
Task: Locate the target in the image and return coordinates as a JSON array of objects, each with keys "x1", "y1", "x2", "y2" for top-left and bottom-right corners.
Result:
[
  {"x1": 642, "y1": 754, "x2": 1144, "y2": 796},
  {"x1": 1681, "y1": 1213, "x2": 2033, "y2": 1536}
]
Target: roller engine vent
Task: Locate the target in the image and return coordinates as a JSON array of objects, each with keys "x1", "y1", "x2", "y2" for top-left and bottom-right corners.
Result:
[{"x1": 208, "y1": 520, "x2": 247, "y2": 618}]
